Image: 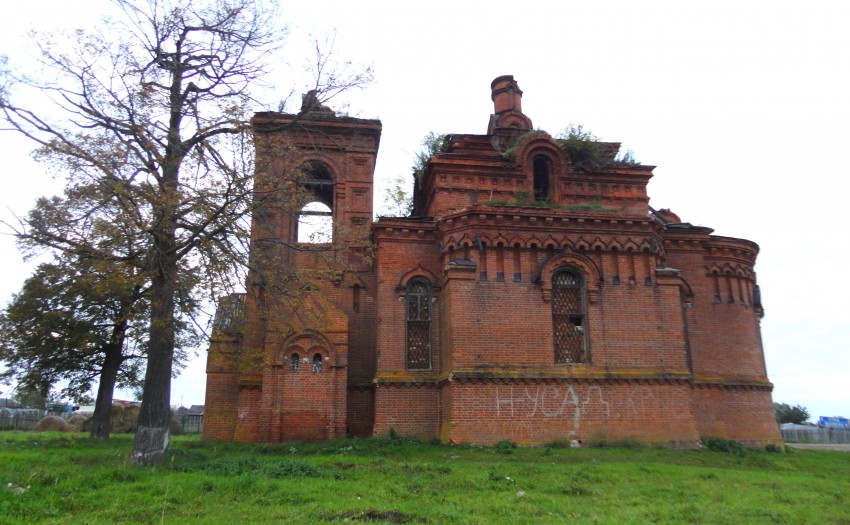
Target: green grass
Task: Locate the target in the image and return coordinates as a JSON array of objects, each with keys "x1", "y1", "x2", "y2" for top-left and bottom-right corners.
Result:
[{"x1": 1, "y1": 432, "x2": 848, "y2": 524}]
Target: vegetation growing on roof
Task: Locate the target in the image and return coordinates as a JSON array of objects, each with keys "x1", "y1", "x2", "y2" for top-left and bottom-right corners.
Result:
[
  {"x1": 501, "y1": 129, "x2": 549, "y2": 160},
  {"x1": 412, "y1": 132, "x2": 450, "y2": 182},
  {"x1": 565, "y1": 201, "x2": 620, "y2": 213},
  {"x1": 553, "y1": 125, "x2": 643, "y2": 169},
  {"x1": 555, "y1": 124, "x2": 603, "y2": 168}
]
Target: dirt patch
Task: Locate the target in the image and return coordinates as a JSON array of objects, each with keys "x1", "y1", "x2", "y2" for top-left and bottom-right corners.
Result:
[{"x1": 328, "y1": 510, "x2": 427, "y2": 523}]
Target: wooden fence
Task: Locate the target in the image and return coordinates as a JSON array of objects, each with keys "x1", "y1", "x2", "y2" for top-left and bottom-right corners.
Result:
[
  {"x1": 0, "y1": 409, "x2": 52, "y2": 431},
  {"x1": 0, "y1": 408, "x2": 203, "y2": 434}
]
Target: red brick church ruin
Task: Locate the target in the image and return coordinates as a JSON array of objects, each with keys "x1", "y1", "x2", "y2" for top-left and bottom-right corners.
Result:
[{"x1": 203, "y1": 76, "x2": 781, "y2": 447}]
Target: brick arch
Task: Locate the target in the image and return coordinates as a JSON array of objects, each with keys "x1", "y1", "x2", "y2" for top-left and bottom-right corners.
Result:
[
  {"x1": 492, "y1": 235, "x2": 509, "y2": 247},
  {"x1": 508, "y1": 236, "x2": 524, "y2": 248},
  {"x1": 557, "y1": 237, "x2": 571, "y2": 250},
  {"x1": 539, "y1": 252, "x2": 602, "y2": 303},
  {"x1": 514, "y1": 134, "x2": 561, "y2": 166},
  {"x1": 498, "y1": 113, "x2": 533, "y2": 130},
  {"x1": 623, "y1": 240, "x2": 640, "y2": 252},
  {"x1": 732, "y1": 264, "x2": 755, "y2": 279},
  {"x1": 574, "y1": 238, "x2": 591, "y2": 251},
  {"x1": 542, "y1": 237, "x2": 559, "y2": 249},
  {"x1": 397, "y1": 265, "x2": 441, "y2": 289},
  {"x1": 277, "y1": 329, "x2": 334, "y2": 367},
  {"x1": 589, "y1": 237, "x2": 608, "y2": 251},
  {"x1": 442, "y1": 237, "x2": 460, "y2": 252},
  {"x1": 296, "y1": 155, "x2": 342, "y2": 181},
  {"x1": 706, "y1": 263, "x2": 723, "y2": 276},
  {"x1": 521, "y1": 139, "x2": 566, "y2": 202}
]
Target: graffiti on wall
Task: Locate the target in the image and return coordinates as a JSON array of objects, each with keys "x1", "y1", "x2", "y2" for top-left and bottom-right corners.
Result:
[{"x1": 494, "y1": 382, "x2": 689, "y2": 437}]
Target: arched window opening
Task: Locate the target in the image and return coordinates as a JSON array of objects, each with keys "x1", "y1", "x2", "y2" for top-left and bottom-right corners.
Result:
[
  {"x1": 406, "y1": 278, "x2": 432, "y2": 370},
  {"x1": 312, "y1": 353, "x2": 323, "y2": 373},
  {"x1": 297, "y1": 162, "x2": 334, "y2": 243},
  {"x1": 290, "y1": 353, "x2": 300, "y2": 371},
  {"x1": 533, "y1": 155, "x2": 551, "y2": 202},
  {"x1": 552, "y1": 269, "x2": 588, "y2": 364},
  {"x1": 298, "y1": 201, "x2": 332, "y2": 243}
]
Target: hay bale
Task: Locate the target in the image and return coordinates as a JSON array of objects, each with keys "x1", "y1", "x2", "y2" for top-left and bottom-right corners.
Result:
[
  {"x1": 123, "y1": 403, "x2": 141, "y2": 424},
  {"x1": 110, "y1": 403, "x2": 125, "y2": 427},
  {"x1": 65, "y1": 413, "x2": 88, "y2": 432},
  {"x1": 35, "y1": 415, "x2": 68, "y2": 432},
  {"x1": 113, "y1": 403, "x2": 140, "y2": 433}
]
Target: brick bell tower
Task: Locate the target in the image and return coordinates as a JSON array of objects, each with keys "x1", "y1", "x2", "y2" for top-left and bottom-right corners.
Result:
[{"x1": 203, "y1": 95, "x2": 381, "y2": 442}]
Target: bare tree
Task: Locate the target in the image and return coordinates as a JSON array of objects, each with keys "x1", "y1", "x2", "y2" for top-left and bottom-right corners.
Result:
[{"x1": 0, "y1": 0, "x2": 371, "y2": 464}]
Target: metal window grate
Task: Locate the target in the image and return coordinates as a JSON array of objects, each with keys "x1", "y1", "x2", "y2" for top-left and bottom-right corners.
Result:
[
  {"x1": 406, "y1": 280, "x2": 432, "y2": 369},
  {"x1": 553, "y1": 270, "x2": 586, "y2": 364}
]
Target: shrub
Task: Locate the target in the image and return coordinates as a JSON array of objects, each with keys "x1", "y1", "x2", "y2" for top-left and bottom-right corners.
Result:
[
  {"x1": 412, "y1": 132, "x2": 449, "y2": 181},
  {"x1": 556, "y1": 124, "x2": 601, "y2": 168},
  {"x1": 701, "y1": 437, "x2": 747, "y2": 456},
  {"x1": 494, "y1": 440, "x2": 517, "y2": 454},
  {"x1": 609, "y1": 437, "x2": 646, "y2": 450}
]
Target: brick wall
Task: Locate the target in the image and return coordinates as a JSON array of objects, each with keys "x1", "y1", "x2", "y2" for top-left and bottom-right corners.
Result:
[{"x1": 443, "y1": 380, "x2": 699, "y2": 446}]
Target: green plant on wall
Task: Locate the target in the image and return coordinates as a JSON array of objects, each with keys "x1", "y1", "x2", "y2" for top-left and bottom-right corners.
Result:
[
  {"x1": 565, "y1": 201, "x2": 618, "y2": 213},
  {"x1": 501, "y1": 129, "x2": 548, "y2": 160},
  {"x1": 412, "y1": 132, "x2": 449, "y2": 182},
  {"x1": 556, "y1": 124, "x2": 602, "y2": 168}
]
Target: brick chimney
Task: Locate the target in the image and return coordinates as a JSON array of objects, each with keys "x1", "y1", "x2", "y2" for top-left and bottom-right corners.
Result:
[
  {"x1": 487, "y1": 75, "x2": 532, "y2": 135},
  {"x1": 491, "y1": 75, "x2": 523, "y2": 114}
]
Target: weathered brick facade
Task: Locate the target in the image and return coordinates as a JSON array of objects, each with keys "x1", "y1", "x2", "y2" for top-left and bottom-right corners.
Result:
[{"x1": 203, "y1": 76, "x2": 781, "y2": 447}]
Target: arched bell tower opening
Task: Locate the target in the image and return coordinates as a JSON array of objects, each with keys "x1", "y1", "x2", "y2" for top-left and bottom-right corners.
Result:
[{"x1": 297, "y1": 162, "x2": 334, "y2": 243}]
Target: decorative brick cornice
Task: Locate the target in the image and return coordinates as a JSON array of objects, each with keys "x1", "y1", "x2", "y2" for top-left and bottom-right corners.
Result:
[
  {"x1": 373, "y1": 367, "x2": 693, "y2": 386},
  {"x1": 691, "y1": 375, "x2": 774, "y2": 391}
]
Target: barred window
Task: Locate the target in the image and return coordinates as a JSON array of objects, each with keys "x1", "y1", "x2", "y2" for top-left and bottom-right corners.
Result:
[
  {"x1": 552, "y1": 269, "x2": 588, "y2": 364},
  {"x1": 290, "y1": 353, "x2": 300, "y2": 371},
  {"x1": 406, "y1": 278, "x2": 432, "y2": 370}
]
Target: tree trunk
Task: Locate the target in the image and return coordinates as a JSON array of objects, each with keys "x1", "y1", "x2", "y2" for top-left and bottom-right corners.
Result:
[
  {"x1": 130, "y1": 161, "x2": 178, "y2": 465},
  {"x1": 131, "y1": 60, "x2": 183, "y2": 466},
  {"x1": 130, "y1": 264, "x2": 176, "y2": 465},
  {"x1": 89, "y1": 342, "x2": 123, "y2": 440}
]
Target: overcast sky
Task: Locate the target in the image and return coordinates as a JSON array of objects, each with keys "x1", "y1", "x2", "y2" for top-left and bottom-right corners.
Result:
[{"x1": 1, "y1": 1, "x2": 848, "y2": 419}]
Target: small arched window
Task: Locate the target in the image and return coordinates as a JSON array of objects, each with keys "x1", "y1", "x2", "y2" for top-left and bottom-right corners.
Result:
[
  {"x1": 297, "y1": 162, "x2": 334, "y2": 243},
  {"x1": 312, "y1": 353, "x2": 323, "y2": 373},
  {"x1": 406, "y1": 278, "x2": 432, "y2": 370},
  {"x1": 290, "y1": 353, "x2": 300, "y2": 371},
  {"x1": 552, "y1": 269, "x2": 588, "y2": 364},
  {"x1": 533, "y1": 155, "x2": 552, "y2": 202}
]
